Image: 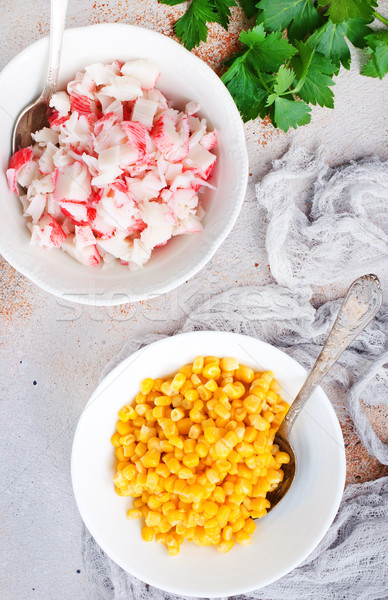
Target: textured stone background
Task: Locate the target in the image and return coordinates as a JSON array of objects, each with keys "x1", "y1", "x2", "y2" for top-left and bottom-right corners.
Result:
[{"x1": 0, "y1": 1, "x2": 387, "y2": 598}]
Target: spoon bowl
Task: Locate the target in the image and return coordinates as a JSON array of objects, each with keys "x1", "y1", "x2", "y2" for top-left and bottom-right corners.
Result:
[
  {"x1": 11, "y1": 0, "x2": 68, "y2": 154},
  {"x1": 265, "y1": 274, "x2": 383, "y2": 514}
]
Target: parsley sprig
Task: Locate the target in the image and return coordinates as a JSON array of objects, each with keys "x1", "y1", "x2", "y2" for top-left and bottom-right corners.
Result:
[{"x1": 159, "y1": 0, "x2": 388, "y2": 131}]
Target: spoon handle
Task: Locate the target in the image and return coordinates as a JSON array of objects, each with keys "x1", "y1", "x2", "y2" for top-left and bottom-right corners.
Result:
[
  {"x1": 41, "y1": 0, "x2": 69, "y2": 99},
  {"x1": 279, "y1": 274, "x2": 383, "y2": 437}
]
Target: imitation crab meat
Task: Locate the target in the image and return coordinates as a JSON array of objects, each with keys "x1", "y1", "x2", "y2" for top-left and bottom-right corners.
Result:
[{"x1": 7, "y1": 60, "x2": 217, "y2": 269}]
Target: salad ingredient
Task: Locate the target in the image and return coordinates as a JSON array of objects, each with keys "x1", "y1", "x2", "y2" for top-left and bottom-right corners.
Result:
[
  {"x1": 111, "y1": 356, "x2": 290, "y2": 555},
  {"x1": 7, "y1": 60, "x2": 217, "y2": 269},
  {"x1": 159, "y1": 0, "x2": 388, "y2": 131}
]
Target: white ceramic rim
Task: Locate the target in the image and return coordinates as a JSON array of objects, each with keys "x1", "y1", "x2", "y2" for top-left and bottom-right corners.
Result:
[
  {"x1": 71, "y1": 331, "x2": 346, "y2": 597},
  {"x1": 0, "y1": 24, "x2": 248, "y2": 306}
]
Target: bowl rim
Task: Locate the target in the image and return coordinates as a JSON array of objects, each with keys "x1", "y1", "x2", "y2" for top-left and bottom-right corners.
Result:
[
  {"x1": 71, "y1": 330, "x2": 346, "y2": 597},
  {"x1": 0, "y1": 23, "x2": 248, "y2": 306}
]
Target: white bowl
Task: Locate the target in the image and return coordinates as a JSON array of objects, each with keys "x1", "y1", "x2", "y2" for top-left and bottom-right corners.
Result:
[
  {"x1": 0, "y1": 24, "x2": 248, "y2": 306},
  {"x1": 71, "y1": 331, "x2": 346, "y2": 598}
]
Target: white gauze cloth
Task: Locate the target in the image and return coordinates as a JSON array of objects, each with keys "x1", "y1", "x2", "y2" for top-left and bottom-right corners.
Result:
[
  {"x1": 256, "y1": 146, "x2": 388, "y2": 297},
  {"x1": 82, "y1": 284, "x2": 388, "y2": 600}
]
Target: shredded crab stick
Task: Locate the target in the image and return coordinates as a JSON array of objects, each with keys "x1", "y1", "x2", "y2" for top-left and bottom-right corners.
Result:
[{"x1": 7, "y1": 60, "x2": 217, "y2": 269}]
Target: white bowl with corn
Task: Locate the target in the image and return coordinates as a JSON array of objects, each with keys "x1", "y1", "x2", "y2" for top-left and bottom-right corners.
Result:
[{"x1": 71, "y1": 331, "x2": 345, "y2": 597}]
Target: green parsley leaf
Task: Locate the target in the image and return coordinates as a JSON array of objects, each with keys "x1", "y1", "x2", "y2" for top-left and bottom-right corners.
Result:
[
  {"x1": 271, "y1": 96, "x2": 311, "y2": 132},
  {"x1": 173, "y1": 0, "x2": 218, "y2": 50},
  {"x1": 308, "y1": 18, "x2": 371, "y2": 69},
  {"x1": 326, "y1": 0, "x2": 376, "y2": 24},
  {"x1": 292, "y1": 41, "x2": 336, "y2": 107},
  {"x1": 159, "y1": 0, "x2": 186, "y2": 5},
  {"x1": 238, "y1": 0, "x2": 257, "y2": 18},
  {"x1": 239, "y1": 24, "x2": 297, "y2": 73},
  {"x1": 362, "y1": 31, "x2": 388, "y2": 79},
  {"x1": 213, "y1": 0, "x2": 237, "y2": 29},
  {"x1": 256, "y1": 0, "x2": 320, "y2": 41},
  {"x1": 221, "y1": 55, "x2": 269, "y2": 121},
  {"x1": 345, "y1": 17, "x2": 373, "y2": 48},
  {"x1": 273, "y1": 66, "x2": 295, "y2": 94}
]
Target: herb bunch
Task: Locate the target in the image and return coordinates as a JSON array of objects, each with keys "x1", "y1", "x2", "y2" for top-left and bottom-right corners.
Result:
[{"x1": 159, "y1": 0, "x2": 388, "y2": 131}]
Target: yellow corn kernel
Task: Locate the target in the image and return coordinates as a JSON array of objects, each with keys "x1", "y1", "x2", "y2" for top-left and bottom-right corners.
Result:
[
  {"x1": 160, "y1": 419, "x2": 178, "y2": 438},
  {"x1": 114, "y1": 446, "x2": 126, "y2": 462},
  {"x1": 213, "y1": 486, "x2": 226, "y2": 504},
  {"x1": 223, "y1": 481, "x2": 234, "y2": 496},
  {"x1": 113, "y1": 471, "x2": 127, "y2": 488},
  {"x1": 231, "y1": 516, "x2": 245, "y2": 533},
  {"x1": 220, "y1": 357, "x2": 239, "y2": 371},
  {"x1": 178, "y1": 467, "x2": 193, "y2": 479},
  {"x1": 155, "y1": 395, "x2": 172, "y2": 407},
  {"x1": 215, "y1": 459, "x2": 231, "y2": 473},
  {"x1": 167, "y1": 545, "x2": 180, "y2": 556},
  {"x1": 127, "y1": 508, "x2": 142, "y2": 519},
  {"x1": 204, "y1": 426, "x2": 221, "y2": 444},
  {"x1": 176, "y1": 418, "x2": 192, "y2": 435},
  {"x1": 171, "y1": 372, "x2": 186, "y2": 391},
  {"x1": 122, "y1": 442, "x2": 136, "y2": 458},
  {"x1": 251, "y1": 497, "x2": 270, "y2": 512},
  {"x1": 122, "y1": 464, "x2": 136, "y2": 481},
  {"x1": 151, "y1": 378, "x2": 162, "y2": 391},
  {"x1": 159, "y1": 440, "x2": 173, "y2": 453},
  {"x1": 182, "y1": 453, "x2": 200, "y2": 469},
  {"x1": 161, "y1": 381, "x2": 176, "y2": 396},
  {"x1": 168, "y1": 436, "x2": 183, "y2": 450},
  {"x1": 217, "y1": 540, "x2": 234, "y2": 553},
  {"x1": 152, "y1": 406, "x2": 165, "y2": 419},
  {"x1": 266, "y1": 469, "x2": 282, "y2": 484},
  {"x1": 214, "y1": 440, "x2": 230, "y2": 459},
  {"x1": 116, "y1": 421, "x2": 132, "y2": 436},
  {"x1": 118, "y1": 405, "x2": 136, "y2": 422},
  {"x1": 235, "y1": 530, "x2": 252, "y2": 545},
  {"x1": 197, "y1": 385, "x2": 212, "y2": 401},
  {"x1": 135, "y1": 392, "x2": 146, "y2": 405},
  {"x1": 276, "y1": 451, "x2": 290, "y2": 464},
  {"x1": 206, "y1": 469, "x2": 220, "y2": 484},
  {"x1": 243, "y1": 427, "x2": 257, "y2": 444},
  {"x1": 202, "y1": 501, "x2": 217, "y2": 519},
  {"x1": 195, "y1": 441, "x2": 209, "y2": 458},
  {"x1": 245, "y1": 455, "x2": 257, "y2": 470},
  {"x1": 145, "y1": 511, "x2": 162, "y2": 528},
  {"x1": 164, "y1": 456, "x2": 181, "y2": 474},
  {"x1": 141, "y1": 526, "x2": 154, "y2": 542},
  {"x1": 235, "y1": 366, "x2": 254, "y2": 383},
  {"x1": 214, "y1": 404, "x2": 231, "y2": 421},
  {"x1": 170, "y1": 408, "x2": 185, "y2": 422},
  {"x1": 192, "y1": 356, "x2": 204, "y2": 373},
  {"x1": 243, "y1": 518, "x2": 256, "y2": 534},
  {"x1": 141, "y1": 448, "x2": 161, "y2": 469},
  {"x1": 203, "y1": 378, "x2": 217, "y2": 392},
  {"x1": 248, "y1": 413, "x2": 270, "y2": 431},
  {"x1": 263, "y1": 410, "x2": 274, "y2": 423},
  {"x1": 189, "y1": 408, "x2": 205, "y2": 423},
  {"x1": 188, "y1": 424, "x2": 202, "y2": 439},
  {"x1": 111, "y1": 432, "x2": 121, "y2": 448},
  {"x1": 140, "y1": 378, "x2": 154, "y2": 395},
  {"x1": 116, "y1": 461, "x2": 129, "y2": 471},
  {"x1": 243, "y1": 395, "x2": 261, "y2": 414},
  {"x1": 184, "y1": 388, "x2": 199, "y2": 402},
  {"x1": 202, "y1": 363, "x2": 221, "y2": 380},
  {"x1": 235, "y1": 442, "x2": 254, "y2": 457},
  {"x1": 191, "y1": 373, "x2": 202, "y2": 387},
  {"x1": 217, "y1": 504, "x2": 230, "y2": 523},
  {"x1": 182, "y1": 438, "x2": 196, "y2": 453}
]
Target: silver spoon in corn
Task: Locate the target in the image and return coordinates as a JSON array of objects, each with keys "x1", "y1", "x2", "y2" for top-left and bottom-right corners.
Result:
[{"x1": 266, "y1": 274, "x2": 383, "y2": 513}]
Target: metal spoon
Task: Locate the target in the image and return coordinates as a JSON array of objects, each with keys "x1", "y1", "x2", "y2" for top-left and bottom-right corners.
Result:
[
  {"x1": 266, "y1": 274, "x2": 383, "y2": 513},
  {"x1": 11, "y1": 0, "x2": 68, "y2": 153}
]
